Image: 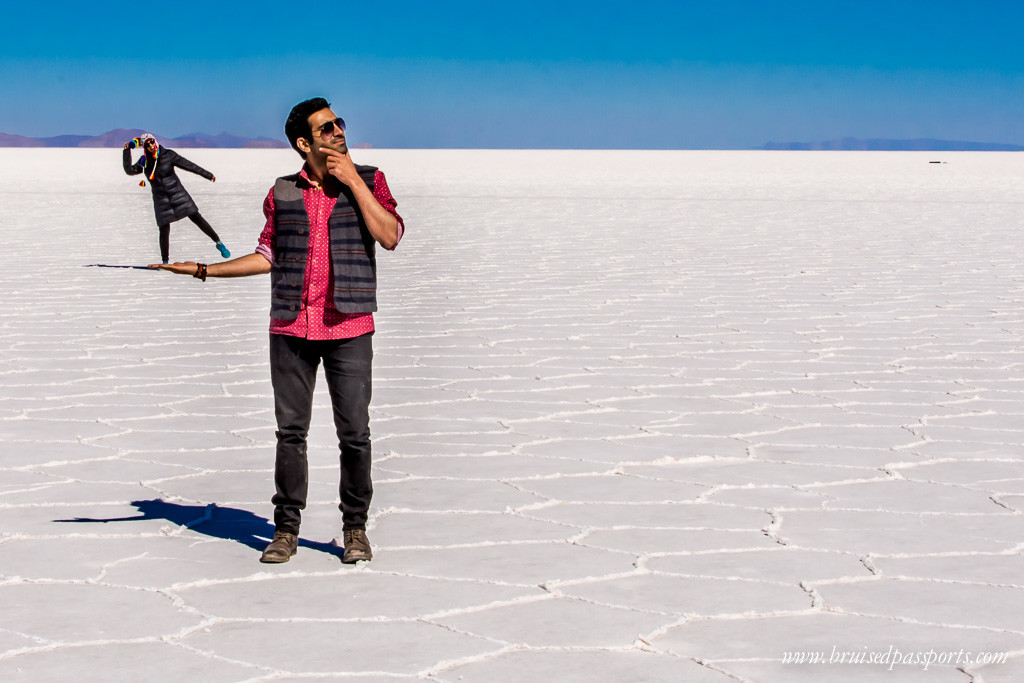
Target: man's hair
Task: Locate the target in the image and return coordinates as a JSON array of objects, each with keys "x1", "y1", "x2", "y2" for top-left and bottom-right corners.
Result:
[{"x1": 285, "y1": 97, "x2": 331, "y2": 157}]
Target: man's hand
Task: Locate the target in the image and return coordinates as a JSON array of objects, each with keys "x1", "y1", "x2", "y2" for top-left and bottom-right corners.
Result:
[
  {"x1": 147, "y1": 253, "x2": 271, "y2": 278},
  {"x1": 148, "y1": 261, "x2": 197, "y2": 274},
  {"x1": 210, "y1": 175, "x2": 216, "y2": 182},
  {"x1": 320, "y1": 149, "x2": 400, "y2": 250},
  {"x1": 323, "y1": 147, "x2": 359, "y2": 186}
]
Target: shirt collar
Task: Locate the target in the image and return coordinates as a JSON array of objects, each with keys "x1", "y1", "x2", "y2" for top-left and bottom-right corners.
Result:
[
  {"x1": 300, "y1": 164, "x2": 340, "y2": 195},
  {"x1": 298, "y1": 165, "x2": 319, "y2": 189}
]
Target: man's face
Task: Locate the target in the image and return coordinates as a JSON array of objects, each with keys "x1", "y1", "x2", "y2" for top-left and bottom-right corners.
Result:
[
  {"x1": 304, "y1": 108, "x2": 347, "y2": 159},
  {"x1": 144, "y1": 138, "x2": 157, "y2": 152}
]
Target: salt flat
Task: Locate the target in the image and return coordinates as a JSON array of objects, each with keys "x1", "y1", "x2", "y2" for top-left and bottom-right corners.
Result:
[{"x1": 1, "y1": 147, "x2": 1023, "y2": 682}]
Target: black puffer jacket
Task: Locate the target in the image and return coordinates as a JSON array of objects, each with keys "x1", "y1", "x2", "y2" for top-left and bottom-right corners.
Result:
[{"x1": 123, "y1": 146, "x2": 214, "y2": 224}]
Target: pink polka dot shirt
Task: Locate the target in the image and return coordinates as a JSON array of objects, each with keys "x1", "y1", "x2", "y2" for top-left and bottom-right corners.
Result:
[{"x1": 256, "y1": 166, "x2": 404, "y2": 340}]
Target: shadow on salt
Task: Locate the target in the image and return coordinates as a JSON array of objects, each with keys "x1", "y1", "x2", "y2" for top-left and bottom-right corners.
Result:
[{"x1": 52, "y1": 499, "x2": 343, "y2": 559}]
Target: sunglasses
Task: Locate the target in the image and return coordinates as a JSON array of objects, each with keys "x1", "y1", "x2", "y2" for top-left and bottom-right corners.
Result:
[{"x1": 314, "y1": 117, "x2": 346, "y2": 140}]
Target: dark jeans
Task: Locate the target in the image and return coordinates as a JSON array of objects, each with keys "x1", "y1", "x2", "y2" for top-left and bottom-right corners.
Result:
[
  {"x1": 269, "y1": 332, "x2": 374, "y2": 535},
  {"x1": 158, "y1": 212, "x2": 220, "y2": 262}
]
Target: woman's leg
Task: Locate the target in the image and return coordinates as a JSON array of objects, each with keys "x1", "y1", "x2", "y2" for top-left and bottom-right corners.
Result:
[
  {"x1": 158, "y1": 223, "x2": 171, "y2": 263},
  {"x1": 189, "y1": 212, "x2": 230, "y2": 257},
  {"x1": 188, "y1": 212, "x2": 221, "y2": 243}
]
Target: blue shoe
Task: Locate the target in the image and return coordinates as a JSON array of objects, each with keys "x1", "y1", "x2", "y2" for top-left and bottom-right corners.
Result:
[{"x1": 216, "y1": 242, "x2": 230, "y2": 258}]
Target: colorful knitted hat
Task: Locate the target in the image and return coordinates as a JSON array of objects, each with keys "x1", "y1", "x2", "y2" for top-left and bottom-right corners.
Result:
[{"x1": 133, "y1": 133, "x2": 160, "y2": 186}]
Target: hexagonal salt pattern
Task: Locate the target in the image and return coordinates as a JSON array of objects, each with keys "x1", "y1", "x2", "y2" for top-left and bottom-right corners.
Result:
[{"x1": 2, "y1": 149, "x2": 1024, "y2": 680}]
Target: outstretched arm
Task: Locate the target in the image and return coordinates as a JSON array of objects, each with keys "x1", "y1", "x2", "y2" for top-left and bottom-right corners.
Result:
[
  {"x1": 173, "y1": 153, "x2": 216, "y2": 182},
  {"x1": 148, "y1": 252, "x2": 270, "y2": 277}
]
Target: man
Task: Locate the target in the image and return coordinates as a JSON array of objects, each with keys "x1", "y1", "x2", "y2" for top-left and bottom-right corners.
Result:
[
  {"x1": 123, "y1": 133, "x2": 230, "y2": 264},
  {"x1": 151, "y1": 98, "x2": 403, "y2": 565}
]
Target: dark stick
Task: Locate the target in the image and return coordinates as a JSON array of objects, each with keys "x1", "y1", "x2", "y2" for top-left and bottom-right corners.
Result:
[{"x1": 84, "y1": 264, "x2": 154, "y2": 269}]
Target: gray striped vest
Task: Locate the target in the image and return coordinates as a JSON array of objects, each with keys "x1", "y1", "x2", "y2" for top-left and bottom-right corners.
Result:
[{"x1": 269, "y1": 167, "x2": 378, "y2": 320}]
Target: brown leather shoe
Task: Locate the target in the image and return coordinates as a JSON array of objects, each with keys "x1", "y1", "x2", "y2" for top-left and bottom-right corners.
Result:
[
  {"x1": 342, "y1": 529, "x2": 372, "y2": 564},
  {"x1": 260, "y1": 530, "x2": 298, "y2": 563}
]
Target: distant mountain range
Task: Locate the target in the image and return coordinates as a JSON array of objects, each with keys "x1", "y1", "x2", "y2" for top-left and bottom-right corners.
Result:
[
  {"x1": 0, "y1": 128, "x2": 290, "y2": 149},
  {"x1": 760, "y1": 137, "x2": 1024, "y2": 151},
  {"x1": 1, "y1": 130, "x2": 1016, "y2": 151}
]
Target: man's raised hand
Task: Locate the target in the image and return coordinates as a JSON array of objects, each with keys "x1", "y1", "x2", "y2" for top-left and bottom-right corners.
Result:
[{"x1": 323, "y1": 147, "x2": 359, "y2": 186}]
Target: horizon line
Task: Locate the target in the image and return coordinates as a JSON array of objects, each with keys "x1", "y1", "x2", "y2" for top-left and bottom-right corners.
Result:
[
  {"x1": 2, "y1": 147, "x2": 1023, "y2": 153},
  {"x1": 2, "y1": 130, "x2": 1023, "y2": 152}
]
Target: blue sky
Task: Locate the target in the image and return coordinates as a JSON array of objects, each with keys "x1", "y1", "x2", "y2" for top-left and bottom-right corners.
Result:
[{"x1": 2, "y1": 1, "x2": 1022, "y2": 148}]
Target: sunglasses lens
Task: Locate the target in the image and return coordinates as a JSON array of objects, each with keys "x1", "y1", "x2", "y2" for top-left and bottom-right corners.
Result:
[{"x1": 319, "y1": 118, "x2": 346, "y2": 139}]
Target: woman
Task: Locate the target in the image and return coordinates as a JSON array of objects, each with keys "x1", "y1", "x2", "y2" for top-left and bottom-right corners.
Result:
[{"x1": 123, "y1": 133, "x2": 230, "y2": 263}]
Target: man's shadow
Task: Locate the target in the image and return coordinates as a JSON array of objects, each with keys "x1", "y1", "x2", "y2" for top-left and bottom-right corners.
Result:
[{"x1": 54, "y1": 500, "x2": 343, "y2": 559}]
